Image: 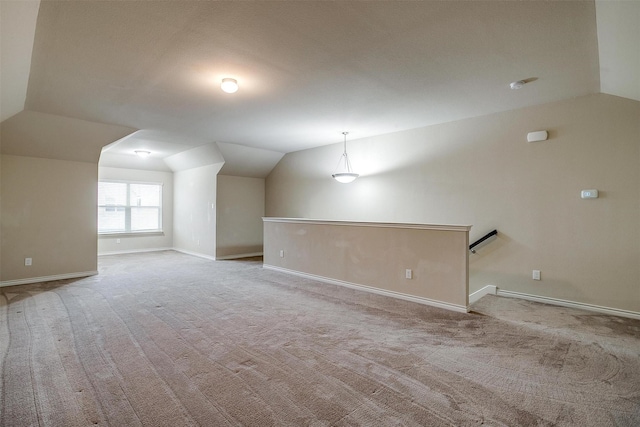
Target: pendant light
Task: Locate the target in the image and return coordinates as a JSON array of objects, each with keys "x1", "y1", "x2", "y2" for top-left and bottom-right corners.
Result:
[{"x1": 332, "y1": 132, "x2": 359, "y2": 183}]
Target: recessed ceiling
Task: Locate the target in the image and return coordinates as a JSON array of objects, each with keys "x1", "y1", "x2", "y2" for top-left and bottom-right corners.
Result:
[{"x1": 2, "y1": 1, "x2": 638, "y2": 174}]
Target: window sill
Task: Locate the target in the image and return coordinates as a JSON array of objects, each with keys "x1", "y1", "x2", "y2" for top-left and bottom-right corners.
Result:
[{"x1": 99, "y1": 231, "x2": 165, "y2": 238}]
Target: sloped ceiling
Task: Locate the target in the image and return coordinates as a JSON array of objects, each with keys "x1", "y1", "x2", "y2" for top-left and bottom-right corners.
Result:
[
  {"x1": 1, "y1": 110, "x2": 135, "y2": 163},
  {"x1": 0, "y1": 0, "x2": 40, "y2": 122},
  {"x1": 1, "y1": 1, "x2": 638, "y2": 176},
  {"x1": 596, "y1": 1, "x2": 640, "y2": 102},
  {"x1": 217, "y1": 143, "x2": 285, "y2": 178}
]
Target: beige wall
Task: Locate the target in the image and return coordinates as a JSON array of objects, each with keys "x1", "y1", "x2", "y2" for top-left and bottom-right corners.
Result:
[
  {"x1": 0, "y1": 144, "x2": 2, "y2": 272},
  {"x1": 266, "y1": 94, "x2": 640, "y2": 313},
  {"x1": 264, "y1": 219, "x2": 470, "y2": 311},
  {"x1": 216, "y1": 175, "x2": 264, "y2": 258},
  {"x1": 1, "y1": 155, "x2": 98, "y2": 281},
  {"x1": 97, "y1": 166, "x2": 174, "y2": 255},
  {"x1": 173, "y1": 163, "x2": 222, "y2": 259}
]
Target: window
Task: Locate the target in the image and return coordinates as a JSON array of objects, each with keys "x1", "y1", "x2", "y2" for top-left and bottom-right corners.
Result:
[{"x1": 98, "y1": 181, "x2": 162, "y2": 234}]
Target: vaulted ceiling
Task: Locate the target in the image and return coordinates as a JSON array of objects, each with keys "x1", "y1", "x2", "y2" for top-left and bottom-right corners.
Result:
[{"x1": 1, "y1": 1, "x2": 638, "y2": 176}]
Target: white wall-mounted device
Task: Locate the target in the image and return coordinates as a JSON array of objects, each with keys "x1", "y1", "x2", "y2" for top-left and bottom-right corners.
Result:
[
  {"x1": 527, "y1": 130, "x2": 548, "y2": 143},
  {"x1": 581, "y1": 189, "x2": 598, "y2": 199}
]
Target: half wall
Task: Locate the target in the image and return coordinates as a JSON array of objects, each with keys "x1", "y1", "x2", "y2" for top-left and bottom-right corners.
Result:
[{"x1": 263, "y1": 218, "x2": 470, "y2": 312}]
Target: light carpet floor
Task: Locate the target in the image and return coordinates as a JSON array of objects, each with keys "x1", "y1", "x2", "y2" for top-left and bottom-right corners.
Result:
[{"x1": 1, "y1": 251, "x2": 639, "y2": 426}]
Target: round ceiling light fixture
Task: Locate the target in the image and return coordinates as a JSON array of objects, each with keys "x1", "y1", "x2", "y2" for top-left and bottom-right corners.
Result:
[
  {"x1": 509, "y1": 80, "x2": 526, "y2": 90},
  {"x1": 134, "y1": 150, "x2": 151, "y2": 158},
  {"x1": 221, "y1": 78, "x2": 239, "y2": 94}
]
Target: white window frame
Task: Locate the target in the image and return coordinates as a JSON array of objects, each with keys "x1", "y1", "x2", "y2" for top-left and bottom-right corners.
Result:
[{"x1": 98, "y1": 180, "x2": 163, "y2": 235}]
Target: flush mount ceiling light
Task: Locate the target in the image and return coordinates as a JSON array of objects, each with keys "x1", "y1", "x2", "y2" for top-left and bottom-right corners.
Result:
[
  {"x1": 221, "y1": 78, "x2": 239, "y2": 94},
  {"x1": 509, "y1": 80, "x2": 526, "y2": 90},
  {"x1": 332, "y1": 132, "x2": 359, "y2": 184},
  {"x1": 134, "y1": 150, "x2": 151, "y2": 158}
]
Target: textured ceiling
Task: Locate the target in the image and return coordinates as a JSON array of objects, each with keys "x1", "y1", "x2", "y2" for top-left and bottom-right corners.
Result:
[
  {"x1": 23, "y1": 1, "x2": 601, "y2": 155},
  {"x1": 2, "y1": 1, "x2": 638, "y2": 176}
]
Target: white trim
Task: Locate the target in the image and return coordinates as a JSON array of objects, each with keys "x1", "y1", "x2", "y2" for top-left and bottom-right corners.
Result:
[
  {"x1": 263, "y1": 264, "x2": 469, "y2": 314},
  {"x1": 496, "y1": 289, "x2": 640, "y2": 320},
  {"x1": 469, "y1": 285, "x2": 497, "y2": 304},
  {"x1": 172, "y1": 248, "x2": 216, "y2": 261},
  {"x1": 262, "y1": 217, "x2": 471, "y2": 232},
  {"x1": 98, "y1": 231, "x2": 165, "y2": 238},
  {"x1": 215, "y1": 252, "x2": 263, "y2": 260},
  {"x1": 0, "y1": 271, "x2": 98, "y2": 288},
  {"x1": 99, "y1": 179, "x2": 164, "y2": 186},
  {"x1": 98, "y1": 247, "x2": 173, "y2": 256},
  {"x1": 98, "y1": 248, "x2": 263, "y2": 261}
]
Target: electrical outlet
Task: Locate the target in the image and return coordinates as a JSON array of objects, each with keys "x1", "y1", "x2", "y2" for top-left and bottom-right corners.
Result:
[
  {"x1": 25, "y1": 258, "x2": 33, "y2": 266},
  {"x1": 533, "y1": 270, "x2": 541, "y2": 281},
  {"x1": 405, "y1": 269, "x2": 412, "y2": 279},
  {"x1": 116, "y1": 238, "x2": 121, "y2": 244},
  {"x1": 279, "y1": 250, "x2": 284, "y2": 258}
]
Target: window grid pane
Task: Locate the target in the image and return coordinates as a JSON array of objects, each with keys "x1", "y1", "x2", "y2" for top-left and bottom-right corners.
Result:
[
  {"x1": 130, "y1": 184, "x2": 161, "y2": 207},
  {"x1": 131, "y1": 207, "x2": 160, "y2": 231},
  {"x1": 98, "y1": 207, "x2": 126, "y2": 232},
  {"x1": 98, "y1": 182, "x2": 127, "y2": 206}
]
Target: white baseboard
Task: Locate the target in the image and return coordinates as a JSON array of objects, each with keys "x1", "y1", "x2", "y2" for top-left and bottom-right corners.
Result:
[
  {"x1": 216, "y1": 252, "x2": 263, "y2": 260},
  {"x1": 263, "y1": 264, "x2": 469, "y2": 314},
  {"x1": 469, "y1": 285, "x2": 497, "y2": 304},
  {"x1": 0, "y1": 271, "x2": 99, "y2": 288},
  {"x1": 496, "y1": 289, "x2": 640, "y2": 320},
  {"x1": 99, "y1": 248, "x2": 262, "y2": 261},
  {"x1": 172, "y1": 248, "x2": 217, "y2": 261},
  {"x1": 98, "y1": 247, "x2": 173, "y2": 256}
]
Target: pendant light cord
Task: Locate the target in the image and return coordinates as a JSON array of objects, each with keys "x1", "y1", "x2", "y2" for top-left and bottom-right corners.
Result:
[
  {"x1": 342, "y1": 132, "x2": 348, "y2": 156},
  {"x1": 334, "y1": 132, "x2": 353, "y2": 173}
]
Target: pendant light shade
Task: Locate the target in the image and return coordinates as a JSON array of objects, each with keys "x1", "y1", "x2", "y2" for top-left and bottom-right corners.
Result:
[
  {"x1": 332, "y1": 132, "x2": 359, "y2": 183},
  {"x1": 333, "y1": 172, "x2": 359, "y2": 184}
]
